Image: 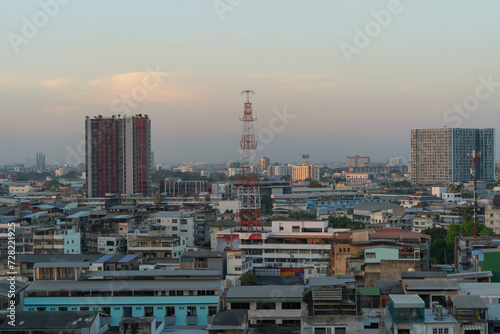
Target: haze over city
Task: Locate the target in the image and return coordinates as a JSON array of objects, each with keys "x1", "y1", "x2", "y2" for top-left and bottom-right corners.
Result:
[{"x1": 2, "y1": 1, "x2": 500, "y2": 165}]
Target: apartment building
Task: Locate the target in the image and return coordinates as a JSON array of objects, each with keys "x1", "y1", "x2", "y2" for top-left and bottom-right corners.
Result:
[{"x1": 411, "y1": 128, "x2": 495, "y2": 185}]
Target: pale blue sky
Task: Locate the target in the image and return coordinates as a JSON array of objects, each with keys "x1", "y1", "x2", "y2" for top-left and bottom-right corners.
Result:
[{"x1": 1, "y1": 1, "x2": 500, "y2": 165}]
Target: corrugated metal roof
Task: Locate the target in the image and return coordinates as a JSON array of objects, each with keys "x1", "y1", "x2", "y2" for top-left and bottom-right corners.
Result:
[
  {"x1": 226, "y1": 285, "x2": 304, "y2": 301},
  {"x1": 358, "y1": 287, "x2": 380, "y2": 296},
  {"x1": 404, "y1": 279, "x2": 458, "y2": 290},
  {"x1": 94, "y1": 254, "x2": 114, "y2": 263},
  {"x1": 309, "y1": 276, "x2": 356, "y2": 287},
  {"x1": 117, "y1": 254, "x2": 137, "y2": 263},
  {"x1": 450, "y1": 295, "x2": 487, "y2": 309},
  {"x1": 458, "y1": 282, "x2": 500, "y2": 296},
  {"x1": 26, "y1": 279, "x2": 221, "y2": 292}
]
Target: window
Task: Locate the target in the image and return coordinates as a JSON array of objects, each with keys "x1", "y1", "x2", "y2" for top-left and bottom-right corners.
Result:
[
  {"x1": 59, "y1": 307, "x2": 68, "y2": 311},
  {"x1": 208, "y1": 306, "x2": 217, "y2": 316},
  {"x1": 144, "y1": 307, "x2": 154, "y2": 316},
  {"x1": 36, "y1": 307, "x2": 46, "y2": 311},
  {"x1": 292, "y1": 226, "x2": 300, "y2": 232},
  {"x1": 166, "y1": 307, "x2": 176, "y2": 316},
  {"x1": 335, "y1": 328, "x2": 347, "y2": 334},
  {"x1": 187, "y1": 306, "x2": 197, "y2": 316},
  {"x1": 172, "y1": 227, "x2": 177, "y2": 231},
  {"x1": 433, "y1": 329, "x2": 449, "y2": 334},
  {"x1": 231, "y1": 303, "x2": 250, "y2": 309},
  {"x1": 123, "y1": 307, "x2": 132, "y2": 316},
  {"x1": 366, "y1": 252, "x2": 376, "y2": 258},
  {"x1": 81, "y1": 307, "x2": 89, "y2": 311},
  {"x1": 257, "y1": 302, "x2": 275, "y2": 310},
  {"x1": 282, "y1": 302, "x2": 301, "y2": 309}
]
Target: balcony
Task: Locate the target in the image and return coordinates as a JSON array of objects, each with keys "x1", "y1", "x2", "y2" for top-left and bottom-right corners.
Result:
[
  {"x1": 186, "y1": 316, "x2": 198, "y2": 325},
  {"x1": 164, "y1": 316, "x2": 176, "y2": 326}
]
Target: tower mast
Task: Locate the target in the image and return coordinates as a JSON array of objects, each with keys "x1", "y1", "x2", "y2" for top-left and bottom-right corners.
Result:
[{"x1": 235, "y1": 90, "x2": 263, "y2": 231}]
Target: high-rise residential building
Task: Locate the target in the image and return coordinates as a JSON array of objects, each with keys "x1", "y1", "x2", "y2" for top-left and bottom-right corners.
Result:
[
  {"x1": 411, "y1": 128, "x2": 495, "y2": 185},
  {"x1": 292, "y1": 163, "x2": 321, "y2": 182},
  {"x1": 259, "y1": 157, "x2": 270, "y2": 171},
  {"x1": 85, "y1": 115, "x2": 151, "y2": 197},
  {"x1": 36, "y1": 152, "x2": 45, "y2": 172},
  {"x1": 346, "y1": 155, "x2": 370, "y2": 167}
]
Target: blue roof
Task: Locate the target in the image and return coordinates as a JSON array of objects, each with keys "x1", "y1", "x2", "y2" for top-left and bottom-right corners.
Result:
[
  {"x1": 117, "y1": 254, "x2": 137, "y2": 263},
  {"x1": 94, "y1": 255, "x2": 114, "y2": 263}
]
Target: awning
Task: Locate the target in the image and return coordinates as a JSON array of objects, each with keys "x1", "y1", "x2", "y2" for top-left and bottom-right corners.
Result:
[
  {"x1": 396, "y1": 324, "x2": 413, "y2": 330},
  {"x1": 463, "y1": 324, "x2": 483, "y2": 331}
]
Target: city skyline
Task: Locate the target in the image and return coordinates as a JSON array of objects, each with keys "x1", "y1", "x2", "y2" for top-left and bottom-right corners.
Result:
[{"x1": 2, "y1": 1, "x2": 500, "y2": 165}]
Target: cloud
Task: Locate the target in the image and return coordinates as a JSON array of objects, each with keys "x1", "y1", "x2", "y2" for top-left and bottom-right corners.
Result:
[
  {"x1": 39, "y1": 70, "x2": 188, "y2": 107},
  {"x1": 41, "y1": 78, "x2": 74, "y2": 89},
  {"x1": 44, "y1": 105, "x2": 82, "y2": 116}
]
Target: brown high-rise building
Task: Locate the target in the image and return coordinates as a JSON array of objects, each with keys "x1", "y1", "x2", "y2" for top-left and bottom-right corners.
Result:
[
  {"x1": 346, "y1": 155, "x2": 370, "y2": 168},
  {"x1": 411, "y1": 128, "x2": 495, "y2": 185},
  {"x1": 85, "y1": 115, "x2": 151, "y2": 197}
]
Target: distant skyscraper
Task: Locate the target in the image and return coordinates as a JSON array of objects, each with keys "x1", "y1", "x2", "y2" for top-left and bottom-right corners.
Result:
[
  {"x1": 346, "y1": 155, "x2": 370, "y2": 168},
  {"x1": 85, "y1": 115, "x2": 151, "y2": 197},
  {"x1": 259, "y1": 157, "x2": 270, "y2": 171},
  {"x1": 411, "y1": 128, "x2": 495, "y2": 185},
  {"x1": 36, "y1": 152, "x2": 45, "y2": 172}
]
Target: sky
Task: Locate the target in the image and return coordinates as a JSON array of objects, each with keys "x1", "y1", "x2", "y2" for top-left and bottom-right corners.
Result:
[{"x1": 1, "y1": 1, "x2": 500, "y2": 166}]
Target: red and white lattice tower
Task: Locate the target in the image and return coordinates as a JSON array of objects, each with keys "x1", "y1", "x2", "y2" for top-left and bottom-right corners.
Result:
[{"x1": 235, "y1": 90, "x2": 263, "y2": 231}]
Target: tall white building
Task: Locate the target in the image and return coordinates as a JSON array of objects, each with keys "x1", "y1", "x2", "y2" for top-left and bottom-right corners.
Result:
[{"x1": 150, "y1": 211, "x2": 195, "y2": 246}]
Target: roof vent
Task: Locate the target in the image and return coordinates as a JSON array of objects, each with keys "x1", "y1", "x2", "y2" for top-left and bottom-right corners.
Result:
[
  {"x1": 435, "y1": 305, "x2": 444, "y2": 320},
  {"x1": 432, "y1": 301, "x2": 440, "y2": 314}
]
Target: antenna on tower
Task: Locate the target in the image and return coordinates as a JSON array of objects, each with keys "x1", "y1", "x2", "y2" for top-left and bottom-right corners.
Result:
[{"x1": 241, "y1": 90, "x2": 255, "y2": 103}]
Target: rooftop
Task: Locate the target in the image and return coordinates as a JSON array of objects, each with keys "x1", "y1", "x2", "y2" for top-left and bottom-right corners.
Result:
[
  {"x1": 404, "y1": 279, "x2": 458, "y2": 291},
  {"x1": 0, "y1": 279, "x2": 28, "y2": 296},
  {"x1": 309, "y1": 276, "x2": 356, "y2": 287},
  {"x1": 376, "y1": 280, "x2": 405, "y2": 295},
  {"x1": 401, "y1": 271, "x2": 447, "y2": 279},
  {"x1": 84, "y1": 269, "x2": 222, "y2": 278},
  {"x1": 354, "y1": 202, "x2": 402, "y2": 212},
  {"x1": 180, "y1": 251, "x2": 223, "y2": 258},
  {"x1": 226, "y1": 285, "x2": 304, "y2": 301},
  {"x1": 207, "y1": 309, "x2": 247, "y2": 330},
  {"x1": 389, "y1": 294, "x2": 425, "y2": 308},
  {"x1": 450, "y1": 295, "x2": 487, "y2": 309},
  {"x1": 26, "y1": 279, "x2": 221, "y2": 292},
  {"x1": 0, "y1": 311, "x2": 98, "y2": 330},
  {"x1": 458, "y1": 282, "x2": 500, "y2": 296}
]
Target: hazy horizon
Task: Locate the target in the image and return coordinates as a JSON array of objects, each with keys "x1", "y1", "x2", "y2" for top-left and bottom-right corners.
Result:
[{"x1": 2, "y1": 1, "x2": 500, "y2": 166}]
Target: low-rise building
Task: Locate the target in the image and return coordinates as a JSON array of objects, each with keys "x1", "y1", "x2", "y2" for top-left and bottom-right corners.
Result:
[
  {"x1": 301, "y1": 276, "x2": 363, "y2": 334},
  {"x1": 226, "y1": 285, "x2": 304, "y2": 327}
]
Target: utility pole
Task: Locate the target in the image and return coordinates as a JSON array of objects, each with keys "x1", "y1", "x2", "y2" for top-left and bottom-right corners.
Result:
[{"x1": 467, "y1": 150, "x2": 481, "y2": 237}]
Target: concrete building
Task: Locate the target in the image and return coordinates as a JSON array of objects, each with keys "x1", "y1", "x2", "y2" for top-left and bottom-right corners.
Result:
[
  {"x1": 301, "y1": 276, "x2": 363, "y2": 334},
  {"x1": 226, "y1": 250, "x2": 253, "y2": 281},
  {"x1": 150, "y1": 211, "x2": 195, "y2": 246},
  {"x1": 226, "y1": 285, "x2": 304, "y2": 326},
  {"x1": 292, "y1": 164, "x2": 320, "y2": 182},
  {"x1": 346, "y1": 155, "x2": 370, "y2": 168},
  {"x1": 127, "y1": 237, "x2": 185, "y2": 261},
  {"x1": 485, "y1": 202, "x2": 500, "y2": 234},
  {"x1": 33, "y1": 226, "x2": 81, "y2": 255},
  {"x1": 85, "y1": 115, "x2": 152, "y2": 197},
  {"x1": 411, "y1": 128, "x2": 495, "y2": 185},
  {"x1": 353, "y1": 202, "x2": 405, "y2": 225},
  {"x1": 97, "y1": 236, "x2": 127, "y2": 254},
  {"x1": 23, "y1": 277, "x2": 220, "y2": 327}
]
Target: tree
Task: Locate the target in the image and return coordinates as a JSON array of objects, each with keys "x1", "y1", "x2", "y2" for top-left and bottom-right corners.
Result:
[
  {"x1": 423, "y1": 227, "x2": 453, "y2": 264},
  {"x1": 261, "y1": 195, "x2": 273, "y2": 215},
  {"x1": 308, "y1": 181, "x2": 322, "y2": 188},
  {"x1": 239, "y1": 271, "x2": 257, "y2": 286},
  {"x1": 328, "y1": 215, "x2": 364, "y2": 230}
]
